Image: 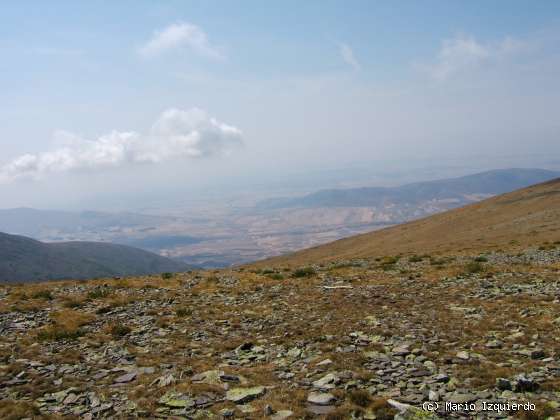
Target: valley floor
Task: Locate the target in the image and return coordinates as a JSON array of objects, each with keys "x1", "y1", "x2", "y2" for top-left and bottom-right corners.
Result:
[{"x1": 1, "y1": 245, "x2": 560, "y2": 419}]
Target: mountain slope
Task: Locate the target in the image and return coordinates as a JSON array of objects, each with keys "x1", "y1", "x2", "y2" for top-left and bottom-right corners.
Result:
[
  {"x1": 257, "y1": 177, "x2": 560, "y2": 265},
  {"x1": 0, "y1": 232, "x2": 189, "y2": 283},
  {"x1": 257, "y1": 168, "x2": 560, "y2": 209}
]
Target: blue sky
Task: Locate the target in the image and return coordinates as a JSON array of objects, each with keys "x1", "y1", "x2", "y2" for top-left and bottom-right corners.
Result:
[{"x1": 1, "y1": 1, "x2": 559, "y2": 208}]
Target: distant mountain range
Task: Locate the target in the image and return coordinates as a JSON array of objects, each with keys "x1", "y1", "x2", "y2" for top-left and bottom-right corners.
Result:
[
  {"x1": 0, "y1": 208, "x2": 168, "y2": 239},
  {"x1": 257, "y1": 168, "x2": 560, "y2": 209},
  {"x1": 259, "y1": 176, "x2": 560, "y2": 266},
  {"x1": 0, "y1": 232, "x2": 190, "y2": 283}
]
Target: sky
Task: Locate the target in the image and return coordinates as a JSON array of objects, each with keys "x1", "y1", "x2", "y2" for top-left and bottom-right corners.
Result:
[{"x1": 1, "y1": 1, "x2": 560, "y2": 209}]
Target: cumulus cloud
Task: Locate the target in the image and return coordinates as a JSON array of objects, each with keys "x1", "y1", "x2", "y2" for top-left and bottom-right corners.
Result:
[
  {"x1": 338, "y1": 42, "x2": 361, "y2": 71},
  {"x1": 138, "y1": 22, "x2": 224, "y2": 59},
  {"x1": 0, "y1": 108, "x2": 243, "y2": 184},
  {"x1": 426, "y1": 34, "x2": 527, "y2": 80}
]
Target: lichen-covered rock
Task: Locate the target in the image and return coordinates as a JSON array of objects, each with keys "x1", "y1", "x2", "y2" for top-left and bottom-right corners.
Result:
[{"x1": 226, "y1": 386, "x2": 266, "y2": 404}]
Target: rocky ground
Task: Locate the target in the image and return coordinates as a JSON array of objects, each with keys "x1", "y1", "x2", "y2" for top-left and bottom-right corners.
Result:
[{"x1": 1, "y1": 245, "x2": 560, "y2": 419}]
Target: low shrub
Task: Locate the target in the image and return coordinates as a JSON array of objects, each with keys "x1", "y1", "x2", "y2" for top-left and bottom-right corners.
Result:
[
  {"x1": 465, "y1": 261, "x2": 484, "y2": 274},
  {"x1": 292, "y1": 266, "x2": 316, "y2": 278},
  {"x1": 349, "y1": 389, "x2": 371, "y2": 407},
  {"x1": 408, "y1": 255, "x2": 423, "y2": 263},
  {"x1": 32, "y1": 290, "x2": 53, "y2": 300},
  {"x1": 176, "y1": 307, "x2": 192, "y2": 317},
  {"x1": 110, "y1": 324, "x2": 131, "y2": 337}
]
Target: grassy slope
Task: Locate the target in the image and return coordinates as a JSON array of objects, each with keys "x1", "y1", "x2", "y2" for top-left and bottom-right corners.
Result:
[{"x1": 255, "y1": 178, "x2": 560, "y2": 266}]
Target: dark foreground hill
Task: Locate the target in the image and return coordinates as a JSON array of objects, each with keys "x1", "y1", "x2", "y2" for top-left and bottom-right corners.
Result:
[
  {"x1": 0, "y1": 232, "x2": 189, "y2": 283},
  {"x1": 258, "y1": 168, "x2": 560, "y2": 209}
]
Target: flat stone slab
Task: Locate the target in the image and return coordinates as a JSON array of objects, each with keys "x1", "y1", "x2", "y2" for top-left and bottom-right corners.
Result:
[
  {"x1": 226, "y1": 386, "x2": 266, "y2": 404},
  {"x1": 307, "y1": 392, "x2": 336, "y2": 406},
  {"x1": 113, "y1": 372, "x2": 136, "y2": 384}
]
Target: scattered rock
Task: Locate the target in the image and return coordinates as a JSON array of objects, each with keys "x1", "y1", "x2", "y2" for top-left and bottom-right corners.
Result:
[
  {"x1": 114, "y1": 372, "x2": 136, "y2": 383},
  {"x1": 226, "y1": 386, "x2": 266, "y2": 404},
  {"x1": 307, "y1": 392, "x2": 336, "y2": 406}
]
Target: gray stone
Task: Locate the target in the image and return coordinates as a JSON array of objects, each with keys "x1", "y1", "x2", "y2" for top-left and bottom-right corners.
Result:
[
  {"x1": 485, "y1": 340, "x2": 503, "y2": 349},
  {"x1": 393, "y1": 345, "x2": 411, "y2": 356},
  {"x1": 434, "y1": 373, "x2": 449, "y2": 383},
  {"x1": 114, "y1": 372, "x2": 136, "y2": 384},
  {"x1": 312, "y1": 373, "x2": 339, "y2": 389},
  {"x1": 226, "y1": 386, "x2": 266, "y2": 404},
  {"x1": 271, "y1": 410, "x2": 293, "y2": 419},
  {"x1": 307, "y1": 392, "x2": 336, "y2": 406}
]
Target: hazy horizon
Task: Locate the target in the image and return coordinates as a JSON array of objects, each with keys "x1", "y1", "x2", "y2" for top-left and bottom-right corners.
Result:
[{"x1": 2, "y1": 1, "x2": 560, "y2": 211}]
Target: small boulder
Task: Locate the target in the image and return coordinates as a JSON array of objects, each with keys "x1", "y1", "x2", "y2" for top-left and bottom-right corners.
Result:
[
  {"x1": 226, "y1": 386, "x2": 266, "y2": 404},
  {"x1": 307, "y1": 392, "x2": 336, "y2": 406}
]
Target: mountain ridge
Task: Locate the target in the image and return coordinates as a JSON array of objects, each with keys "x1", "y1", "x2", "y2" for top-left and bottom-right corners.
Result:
[
  {"x1": 257, "y1": 168, "x2": 560, "y2": 209},
  {"x1": 254, "y1": 176, "x2": 560, "y2": 266},
  {"x1": 0, "y1": 232, "x2": 189, "y2": 283}
]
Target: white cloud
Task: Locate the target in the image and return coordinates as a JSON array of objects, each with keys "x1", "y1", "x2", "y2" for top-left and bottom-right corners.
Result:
[
  {"x1": 0, "y1": 108, "x2": 243, "y2": 184},
  {"x1": 138, "y1": 22, "x2": 224, "y2": 59},
  {"x1": 426, "y1": 34, "x2": 527, "y2": 80},
  {"x1": 338, "y1": 42, "x2": 361, "y2": 71}
]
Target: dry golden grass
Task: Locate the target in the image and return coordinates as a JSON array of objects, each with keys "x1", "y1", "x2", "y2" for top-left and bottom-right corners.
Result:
[
  {"x1": 0, "y1": 400, "x2": 42, "y2": 420},
  {"x1": 2, "y1": 218, "x2": 560, "y2": 419},
  {"x1": 37, "y1": 309, "x2": 94, "y2": 341}
]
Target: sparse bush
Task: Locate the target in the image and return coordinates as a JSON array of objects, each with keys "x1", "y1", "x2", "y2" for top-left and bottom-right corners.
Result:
[
  {"x1": 96, "y1": 306, "x2": 111, "y2": 315},
  {"x1": 156, "y1": 317, "x2": 169, "y2": 329},
  {"x1": 176, "y1": 307, "x2": 192, "y2": 317},
  {"x1": 0, "y1": 399, "x2": 41, "y2": 419},
  {"x1": 430, "y1": 258, "x2": 445, "y2": 266},
  {"x1": 32, "y1": 290, "x2": 53, "y2": 300},
  {"x1": 379, "y1": 256, "x2": 400, "y2": 271},
  {"x1": 37, "y1": 327, "x2": 84, "y2": 341},
  {"x1": 268, "y1": 273, "x2": 284, "y2": 280},
  {"x1": 370, "y1": 398, "x2": 397, "y2": 420},
  {"x1": 110, "y1": 324, "x2": 131, "y2": 337},
  {"x1": 474, "y1": 255, "x2": 488, "y2": 262},
  {"x1": 381, "y1": 256, "x2": 399, "y2": 265},
  {"x1": 206, "y1": 275, "x2": 219, "y2": 284},
  {"x1": 12, "y1": 304, "x2": 40, "y2": 313},
  {"x1": 161, "y1": 272, "x2": 174, "y2": 280},
  {"x1": 63, "y1": 298, "x2": 84, "y2": 309},
  {"x1": 349, "y1": 389, "x2": 371, "y2": 407},
  {"x1": 408, "y1": 255, "x2": 423, "y2": 263},
  {"x1": 465, "y1": 261, "x2": 484, "y2": 274},
  {"x1": 87, "y1": 287, "x2": 111, "y2": 299},
  {"x1": 329, "y1": 261, "x2": 353, "y2": 269},
  {"x1": 292, "y1": 266, "x2": 316, "y2": 278}
]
